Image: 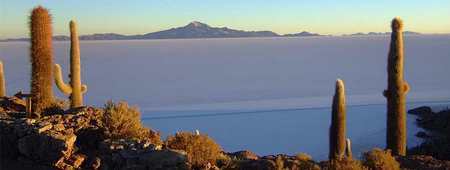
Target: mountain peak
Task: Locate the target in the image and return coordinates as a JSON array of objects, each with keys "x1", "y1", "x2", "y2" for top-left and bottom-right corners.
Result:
[{"x1": 186, "y1": 21, "x2": 209, "y2": 28}]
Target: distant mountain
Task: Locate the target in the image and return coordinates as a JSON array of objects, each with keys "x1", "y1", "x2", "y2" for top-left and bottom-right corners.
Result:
[
  {"x1": 283, "y1": 31, "x2": 321, "y2": 37},
  {"x1": 344, "y1": 31, "x2": 421, "y2": 36},
  {"x1": 138, "y1": 21, "x2": 279, "y2": 39},
  {"x1": 0, "y1": 21, "x2": 425, "y2": 42}
]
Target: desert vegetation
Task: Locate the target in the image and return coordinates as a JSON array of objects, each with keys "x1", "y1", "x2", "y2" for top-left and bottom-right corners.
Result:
[
  {"x1": 384, "y1": 17, "x2": 409, "y2": 156},
  {"x1": 165, "y1": 131, "x2": 222, "y2": 169},
  {"x1": 54, "y1": 20, "x2": 87, "y2": 108},
  {"x1": 0, "y1": 5, "x2": 449, "y2": 170},
  {"x1": 362, "y1": 148, "x2": 400, "y2": 169},
  {"x1": 101, "y1": 100, "x2": 161, "y2": 144},
  {"x1": 329, "y1": 79, "x2": 348, "y2": 160},
  {"x1": 29, "y1": 6, "x2": 54, "y2": 115}
]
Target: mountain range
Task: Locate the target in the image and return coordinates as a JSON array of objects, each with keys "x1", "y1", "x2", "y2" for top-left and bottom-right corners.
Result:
[{"x1": 1, "y1": 21, "x2": 422, "y2": 41}]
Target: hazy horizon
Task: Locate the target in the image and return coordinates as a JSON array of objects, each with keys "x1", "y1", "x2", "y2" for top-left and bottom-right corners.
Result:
[{"x1": 1, "y1": 0, "x2": 450, "y2": 39}]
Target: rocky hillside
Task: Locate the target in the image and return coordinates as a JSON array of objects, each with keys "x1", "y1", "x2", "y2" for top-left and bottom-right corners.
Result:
[
  {"x1": 2, "y1": 96, "x2": 450, "y2": 170},
  {"x1": 0, "y1": 97, "x2": 186, "y2": 169}
]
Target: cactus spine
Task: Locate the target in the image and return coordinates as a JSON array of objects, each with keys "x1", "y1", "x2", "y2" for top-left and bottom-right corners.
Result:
[
  {"x1": 0, "y1": 60, "x2": 5, "y2": 97},
  {"x1": 30, "y1": 6, "x2": 54, "y2": 114},
  {"x1": 54, "y1": 20, "x2": 87, "y2": 108},
  {"x1": 384, "y1": 17, "x2": 409, "y2": 156},
  {"x1": 329, "y1": 79, "x2": 346, "y2": 160}
]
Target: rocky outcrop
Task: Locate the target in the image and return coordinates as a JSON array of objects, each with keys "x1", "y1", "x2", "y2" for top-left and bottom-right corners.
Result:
[
  {"x1": 0, "y1": 96, "x2": 27, "y2": 113},
  {"x1": 0, "y1": 115, "x2": 78, "y2": 168},
  {"x1": 398, "y1": 155, "x2": 450, "y2": 170},
  {"x1": 408, "y1": 107, "x2": 450, "y2": 160},
  {"x1": 0, "y1": 97, "x2": 186, "y2": 170}
]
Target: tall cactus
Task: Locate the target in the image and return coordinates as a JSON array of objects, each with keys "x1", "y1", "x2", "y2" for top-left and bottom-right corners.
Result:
[
  {"x1": 384, "y1": 17, "x2": 409, "y2": 156},
  {"x1": 30, "y1": 6, "x2": 54, "y2": 114},
  {"x1": 329, "y1": 79, "x2": 346, "y2": 160},
  {"x1": 0, "y1": 60, "x2": 5, "y2": 97},
  {"x1": 54, "y1": 20, "x2": 87, "y2": 108}
]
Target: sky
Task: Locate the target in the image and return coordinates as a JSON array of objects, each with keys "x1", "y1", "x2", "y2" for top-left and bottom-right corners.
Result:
[{"x1": 1, "y1": 0, "x2": 450, "y2": 39}]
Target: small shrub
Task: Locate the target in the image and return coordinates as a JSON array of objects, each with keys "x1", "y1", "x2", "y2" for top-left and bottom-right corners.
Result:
[
  {"x1": 321, "y1": 158, "x2": 367, "y2": 170},
  {"x1": 102, "y1": 101, "x2": 161, "y2": 144},
  {"x1": 362, "y1": 148, "x2": 400, "y2": 170},
  {"x1": 165, "y1": 131, "x2": 222, "y2": 169}
]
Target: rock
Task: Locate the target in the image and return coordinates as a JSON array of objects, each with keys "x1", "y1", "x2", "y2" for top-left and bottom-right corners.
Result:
[
  {"x1": 53, "y1": 123, "x2": 65, "y2": 131},
  {"x1": 0, "y1": 121, "x2": 20, "y2": 158},
  {"x1": 63, "y1": 114, "x2": 74, "y2": 121},
  {"x1": 408, "y1": 106, "x2": 432, "y2": 116},
  {"x1": 17, "y1": 132, "x2": 77, "y2": 164},
  {"x1": 0, "y1": 96, "x2": 27, "y2": 112},
  {"x1": 36, "y1": 124, "x2": 53, "y2": 133},
  {"x1": 91, "y1": 157, "x2": 101, "y2": 170},
  {"x1": 68, "y1": 154, "x2": 86, "y2": 168},
  {"x1": 397, "y1": 155, "x2": 450, "y2": 170},
  {"x1": 76, "y1": 128, "x2": 105, "y2": 150},
  {"x1": 228, "y1": 150, "x2": 259, "y2": 160},
  {"x1": 24, "y1": 119, "x2": 36, "y2": 125}
]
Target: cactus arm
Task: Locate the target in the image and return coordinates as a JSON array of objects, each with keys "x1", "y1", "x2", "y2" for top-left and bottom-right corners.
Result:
[
  {"x1": 81, "y1": 84, "x2": 87, "y2": 93},
  {"x1": 54, "y1": 64, "x2": 72, "y2": 95}
]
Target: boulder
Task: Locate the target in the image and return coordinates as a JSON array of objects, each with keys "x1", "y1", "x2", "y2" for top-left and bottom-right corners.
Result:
[{"x1": 18, "y1": 131, "x2": 76, "y2": 164}]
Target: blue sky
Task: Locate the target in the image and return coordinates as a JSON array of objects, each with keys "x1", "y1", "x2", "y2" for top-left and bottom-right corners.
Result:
[{"x1": 1, "y1": 0, "x2": 449, "y2": 38}]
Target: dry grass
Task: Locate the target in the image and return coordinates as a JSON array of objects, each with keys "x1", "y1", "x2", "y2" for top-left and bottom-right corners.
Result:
[
  {"x1": 165, "y1": 131, "x2": 222, "y2": 169},
  {"x1": 102, "y1": 101, "x2": 161, "y2": 144},
  {"x1": 362, "y1": 148, "x2": 400, "y2": 170}
]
